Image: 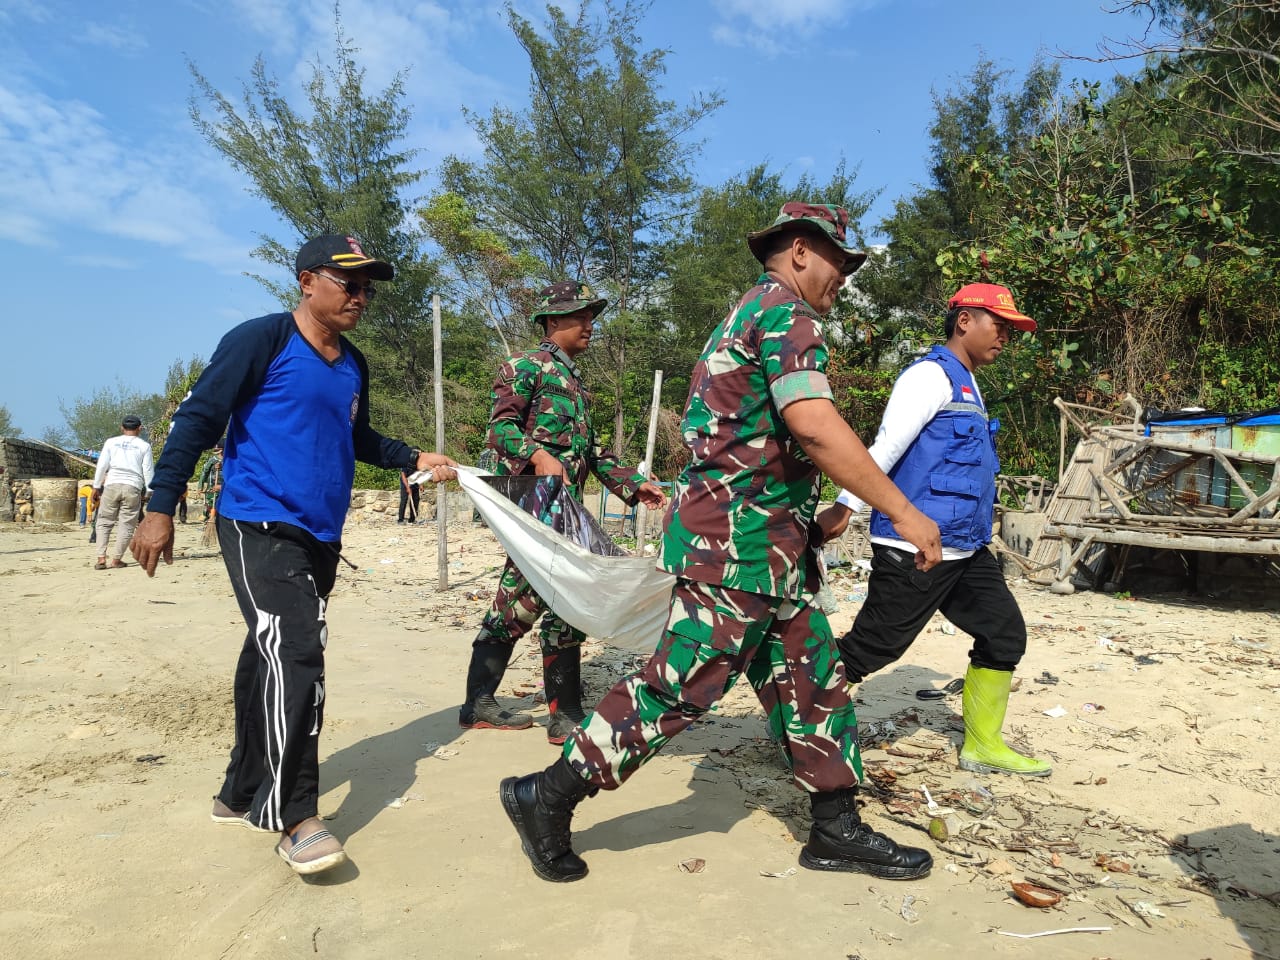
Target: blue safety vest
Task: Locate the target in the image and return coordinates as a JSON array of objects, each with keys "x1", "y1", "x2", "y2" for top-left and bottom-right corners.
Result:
[{"x1": 869, "y1": 346, "x2": 1000, "y2": 551}]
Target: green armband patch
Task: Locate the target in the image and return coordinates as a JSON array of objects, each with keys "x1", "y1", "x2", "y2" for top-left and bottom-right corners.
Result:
[{"x1": 770, "y1": 370, "x2": 833, "y2": 410}]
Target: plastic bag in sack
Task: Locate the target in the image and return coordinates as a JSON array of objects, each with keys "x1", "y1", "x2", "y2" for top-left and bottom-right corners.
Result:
[
  {"x1": 477, "y1": 474, "x2": 624, "y2": 558},
  {"x1": 456, "y1": 469, "x2": 674, "y2": 653}
]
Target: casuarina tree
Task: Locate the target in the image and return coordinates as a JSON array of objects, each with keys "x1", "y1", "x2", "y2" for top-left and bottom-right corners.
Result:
[
  {"x1": 435, "y1": 0, "x2": 722, "y2": 459},
  {"x1": 188, "y1": 15, "x2": 443, "y2": 443}
]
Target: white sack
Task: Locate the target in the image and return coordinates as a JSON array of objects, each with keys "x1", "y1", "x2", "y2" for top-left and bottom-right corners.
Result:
[{"x1": 454, "y1": 469, "x2": 675, "y2": 653}]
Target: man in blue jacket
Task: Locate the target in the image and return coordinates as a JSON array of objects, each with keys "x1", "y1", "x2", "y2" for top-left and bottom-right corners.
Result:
[
  {"x1": 818, "y1": 283, "x2": 1051, "y2": 777},
  {"x1": 132, "y1": 235, "x2": 457, "y2": 875}
]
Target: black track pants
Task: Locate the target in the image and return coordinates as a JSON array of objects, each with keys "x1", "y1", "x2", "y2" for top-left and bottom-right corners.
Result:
[{"x1": 216, "y1": 517, "x2": 339, "y2": 832}]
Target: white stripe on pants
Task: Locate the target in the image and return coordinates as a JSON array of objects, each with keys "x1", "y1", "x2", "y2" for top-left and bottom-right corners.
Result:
[{"x1": 216, "y1": 516, "x2": 337, "y2": 832}]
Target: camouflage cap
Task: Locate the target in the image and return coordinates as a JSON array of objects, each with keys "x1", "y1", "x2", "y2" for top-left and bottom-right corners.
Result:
[
  {"x1": 746, "y1": 202, "x2": 868, "y2": 275},
  {"x1": 531, "y1": 280, "x2": 608, "y2": 324}
]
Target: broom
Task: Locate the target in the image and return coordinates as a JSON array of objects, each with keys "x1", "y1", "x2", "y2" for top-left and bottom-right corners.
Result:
[
  {"x1": 199, "y1": 451, "x2": 224, "y2": 549},
  {"x1": 201, "y1": 508, "x2": 219, "y2": 548},
  {"x1": 200, "y1": 491, "x2": 219, "y2": 549}
]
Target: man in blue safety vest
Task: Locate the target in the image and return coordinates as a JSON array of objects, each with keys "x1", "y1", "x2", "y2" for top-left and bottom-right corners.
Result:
[{"x1": 818, "y1": 282, "x2": 1051, "y2": 778}]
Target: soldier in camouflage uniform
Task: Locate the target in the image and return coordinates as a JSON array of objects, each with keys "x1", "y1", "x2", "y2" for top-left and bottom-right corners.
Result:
[
  {"x1": 461, "y1": 280, "x2": 667, "y2": 742},
  {"x1": 499, "y1": 203, "x2": 944, "y2": 883}
]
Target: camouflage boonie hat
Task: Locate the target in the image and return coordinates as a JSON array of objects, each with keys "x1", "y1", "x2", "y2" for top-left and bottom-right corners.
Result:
[
  {"x1": 747, "y1": 202, "x2": 868, "y2": 276},
  {"x1": 531, "y1": 280, "x2": 608, "y2": 324}
]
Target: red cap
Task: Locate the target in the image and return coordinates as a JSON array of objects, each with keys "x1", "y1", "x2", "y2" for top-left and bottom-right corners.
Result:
[{"x1": 947, "y1": 283, "x2": 1036, "y2": 332}]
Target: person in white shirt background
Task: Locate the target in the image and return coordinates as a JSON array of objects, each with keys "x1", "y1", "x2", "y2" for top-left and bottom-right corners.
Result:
[
  {"x1": 91, "y1": 415, "x2": 154, "y2": 570},
  {"x1": 816, "y1": 283, "x2": 1052, "y2": 778}
]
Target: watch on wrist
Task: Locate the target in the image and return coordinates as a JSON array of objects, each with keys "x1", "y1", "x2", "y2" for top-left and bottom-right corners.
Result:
[{"x1": 409, "y1": 448, "x2": 421, "y2": 468}]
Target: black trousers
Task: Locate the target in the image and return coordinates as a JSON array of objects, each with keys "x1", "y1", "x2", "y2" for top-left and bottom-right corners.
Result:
[
  {"x1": 838, "y1": 545, "x2": 1026, "y2": 682},
  {"x1": 398, "y1": 482, "x2": 420, "y2": 522},
  {"x1": 216, "y1": 516, "x2": 339, "y2": 831}
]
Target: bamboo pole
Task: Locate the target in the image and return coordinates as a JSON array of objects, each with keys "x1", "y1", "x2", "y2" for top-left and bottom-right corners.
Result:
[
  {"x1": 434, "y1": 293, "x2": 448, "y2": 591},
  {"x1": 634, "y1": 370, "x2": 663, "y2": 554}
]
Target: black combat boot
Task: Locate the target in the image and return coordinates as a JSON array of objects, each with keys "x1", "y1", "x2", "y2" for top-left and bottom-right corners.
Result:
[
  {"x1": 800, "y1": 788, "x2": 933, "y2": 880},
  {"x1": 459, "y1": 637, "x2": 533, "y2": 730},
  {"x1": 543, "y1": 645, "x2": 588, "y2": 745},
  {"x1": 500, "y1": 756, "x2": 593, "y2": 882}
]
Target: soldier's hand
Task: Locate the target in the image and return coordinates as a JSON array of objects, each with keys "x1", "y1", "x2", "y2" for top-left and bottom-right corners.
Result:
[
  {"x1": 531, "y1": 449, "x2": 568, "y2": 479},
  {"x1": 812, "y1": 503, "x2": 852, "y2": 546},
  {"x1": 889, "y1": 506, "x2": 942, "y2": 571},
  {"x1": 131, "y1": 512, "x2": 175, "y2": 578},
  {"x1": 635, "y1": 482, "x2": 666, "y2": 509}
]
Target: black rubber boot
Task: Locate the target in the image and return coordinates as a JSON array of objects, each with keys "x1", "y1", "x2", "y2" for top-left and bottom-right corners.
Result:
[
  {"x1": 460, "y1": 638, "x2": 533, "y2": 730},
  {"x1": 543, "y1": 645, "x2": 587, "y2": 745},
  {"x1": 800, "y1": 788, "x2": 933, "y2": 880},
  {"x1": 499, "y1": 757, "x2": 593, "y2": 882}
]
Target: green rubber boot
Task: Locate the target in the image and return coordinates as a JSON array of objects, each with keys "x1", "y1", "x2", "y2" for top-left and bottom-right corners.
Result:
[{"x1": 958, "y1": 665, "x2": 1051, "y2": 777}]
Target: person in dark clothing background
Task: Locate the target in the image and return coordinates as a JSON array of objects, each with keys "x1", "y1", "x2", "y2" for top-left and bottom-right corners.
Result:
[{"x1": 398, "y1": 466, "x2": 420, "y2": 523}]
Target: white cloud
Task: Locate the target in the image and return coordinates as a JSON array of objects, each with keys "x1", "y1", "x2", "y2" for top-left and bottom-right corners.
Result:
[
  {"x1": 503, "y1": 0, "x2": 581, "y2": 28},
  {"x1": 406, "y1": 116, "x2": 484, "y2": 168},
  {"x1": 0, "y1": 0, "x2": 53, "y2": 26},
  {"x1": 223, "y1": 0, "x2": 296, "y2": 56},
  {"x1": 713, "y1": 0, "x2": 853, "y2": 31},
  {"x1": 219, "y1": 0, "x2": 506, "y2": 113},
  {"x1": 711, "y1": 0, "x2": 879, "y2": 53},
  {"x1": 67, "y1": 253, "x2": 141, "y2": 270},
  {"x1": 0, "y1": 209, "x2": 53, "y2": 247},
  {"x1": 0, "y1": 81, "x2": 255, "y2": 272},
  {"x1": 76, "y1": 22, "x2": 148, "y2": 54},
  {"x1": 0, "y1": 0, "x2": 513, "y2": 278},
  {"x1": 333, "y1": 0, "x2": 504, "y2": 108}
]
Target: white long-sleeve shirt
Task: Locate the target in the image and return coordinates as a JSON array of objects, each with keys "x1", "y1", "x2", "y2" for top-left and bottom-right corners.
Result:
[
  {"x1": 835, "y1": 359, "x2": 980, "y2": 561},
  {"x1": 93, "y1": 434, "x2": 154, "y2": 493}
]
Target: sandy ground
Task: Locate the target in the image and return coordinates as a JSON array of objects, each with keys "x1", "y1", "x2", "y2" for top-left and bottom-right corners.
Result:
[{"x1": 1, "y1": 511, "x2": 1277, "y2": 960}]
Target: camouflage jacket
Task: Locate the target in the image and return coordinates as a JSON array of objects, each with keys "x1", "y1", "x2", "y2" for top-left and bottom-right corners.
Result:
[
  {"x1": 660, "y1": 274, "x2": 834, "y2": 599},
  {"x1": 198, "y1": 454, "x2": 222, "y2": 491},
  {"x1": 487, "y1": 340, "x2": 645, "y2": 503}
]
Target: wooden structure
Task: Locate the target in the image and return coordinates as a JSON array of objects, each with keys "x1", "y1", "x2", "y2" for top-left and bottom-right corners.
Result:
[
  {"x1": 828, "y1": 509, "x2": 873, "y2": 569},
  {"x1": 1020, "y1": 397, "x2": 1280, "y2": 592}
]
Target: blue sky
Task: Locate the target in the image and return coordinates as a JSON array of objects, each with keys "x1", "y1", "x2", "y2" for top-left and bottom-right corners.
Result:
[{"x1": 0, "y1": 0, "x2": 1145, "y2": 439}]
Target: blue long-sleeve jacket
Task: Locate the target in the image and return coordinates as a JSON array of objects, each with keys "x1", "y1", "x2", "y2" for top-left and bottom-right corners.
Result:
[{"x1": 149, "y1": 312, "x2": 417, "y2": 541}]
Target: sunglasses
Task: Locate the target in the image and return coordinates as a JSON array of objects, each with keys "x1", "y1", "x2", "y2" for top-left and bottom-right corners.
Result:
[{"x1": 313, "y1": 270, "x2": 377, "y2": 301}]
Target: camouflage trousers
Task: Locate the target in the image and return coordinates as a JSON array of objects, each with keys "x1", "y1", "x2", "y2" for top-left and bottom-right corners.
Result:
[
  {"x1": 564, "y1": 577, "x2": 863, "y2": 793},
  {"x1": 477, "y1": 557, "x2": 585, "y2": 654}
]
